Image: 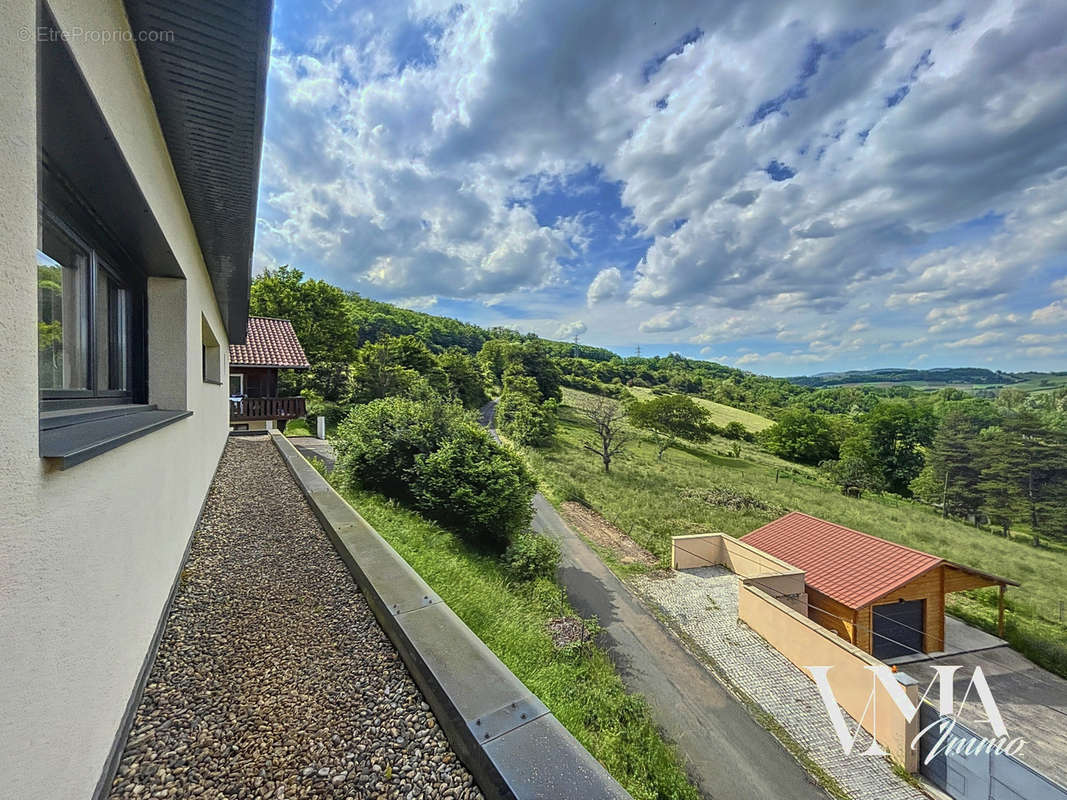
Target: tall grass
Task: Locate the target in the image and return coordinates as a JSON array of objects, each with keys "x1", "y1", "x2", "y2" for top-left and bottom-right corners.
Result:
[
  {"x1": 329, "y1": 480, "x2": 699, "y2": 800},
  {"x1": 525, "y1": 395, "x2": 1067, "y2": 678}
]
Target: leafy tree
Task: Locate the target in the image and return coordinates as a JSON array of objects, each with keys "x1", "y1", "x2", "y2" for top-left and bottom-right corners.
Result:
[
  {"x1": 849, "y1": 402, "x2": 937, "y2": 496},
  {"x1": 249, "y1": 266, "x2": 357, "y2": 365},
  {"x1": 438, "y1": 348, "x2": 489, "y2": 409},
  {"x1": 503, "y1": 339, "x2": 563, "y2": 402},
  {"x1": 761, "y1": 409, "x2": 839, "y2": 465},
  {"x1": 576, "y1": 396, "x2": 633, "y2": 473},
  {"x1": 477, "y1": 338, "x2": 514, "y2": 385},
  {"x1": 909, "y1": 410, "x2": 986, "y2": 518},
  {"x1": 348, "y1": 336, "x2": 448, "y2": 402},
  {"x1": 497, "y1": 375, "x2": 558, "y2": 446},
  {"x1": 627, "y1": 394, "x2": 711, "y2": 459},
  {"x1": 721, "y1": 420, "x2": 754, "y2": 442}
]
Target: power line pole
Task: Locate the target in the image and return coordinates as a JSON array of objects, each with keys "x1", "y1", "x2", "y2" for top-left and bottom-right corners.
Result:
[{"x1": 635, "y1": 344, "x2": 641, "y2": 358}]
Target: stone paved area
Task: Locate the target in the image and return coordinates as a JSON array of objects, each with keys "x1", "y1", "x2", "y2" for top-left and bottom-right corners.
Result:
[
  {"x1": 107, "y1": 436, "x2": 482, "y2": 800},
  {"x1": 633, "y1": 566, "x2": 926, "y2": 800}
]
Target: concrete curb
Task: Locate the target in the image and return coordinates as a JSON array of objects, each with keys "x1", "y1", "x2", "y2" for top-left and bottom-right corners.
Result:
[{"x1": 270, "y1": 431, "x2": 631, "y2": 800}]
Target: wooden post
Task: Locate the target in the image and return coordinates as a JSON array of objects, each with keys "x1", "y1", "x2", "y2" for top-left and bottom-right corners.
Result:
[{"x1": 998, "y1": 584, "x2": 1006, "y2": 638}]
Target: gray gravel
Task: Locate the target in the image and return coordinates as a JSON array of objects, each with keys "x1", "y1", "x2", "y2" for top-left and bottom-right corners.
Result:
[{"x1": 107, "y1": 436, "x2": 483, "y2": 800}]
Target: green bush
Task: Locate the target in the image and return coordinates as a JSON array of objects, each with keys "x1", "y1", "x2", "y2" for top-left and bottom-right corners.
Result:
[
  {"x1": 503, "y1": 532, "x2": 561, "y2": 581},
  {"x1": 332, "y1": 395, "x2": 534, "y2": 549},
  {"x1": 411, "y1": 426, "x2": 536, "y2": 550}
]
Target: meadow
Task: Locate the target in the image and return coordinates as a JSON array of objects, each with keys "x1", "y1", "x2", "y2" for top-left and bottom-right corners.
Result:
[
  {"x1": 326, "y1": 476, "x2": 699, "y2": 800},
  {"x1": 627, "y1": 385, "x2": 775, "y2": 432},
  {"x1": 522, "y1": 391, "x2": 1067, "y2": 677}
]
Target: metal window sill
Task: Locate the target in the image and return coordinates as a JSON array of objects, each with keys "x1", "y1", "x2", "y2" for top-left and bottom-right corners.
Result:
[{"x1": 40, "y1": 405, "x2": 192, "y2": 469}]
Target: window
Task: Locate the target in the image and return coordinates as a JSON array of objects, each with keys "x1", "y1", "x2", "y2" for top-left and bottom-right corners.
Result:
[
  {"x1": 229, "y1": 373, "x2": 244, "y2": 398},
  {"x1": 37, "y1": 201, "x2": 145, "y2": 407},
  {"x1": 201, "y1": 315, "x2": 221, "y2": 384}
]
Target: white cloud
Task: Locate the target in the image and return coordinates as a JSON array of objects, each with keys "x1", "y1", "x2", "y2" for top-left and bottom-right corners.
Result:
[
  {"x1": 639, "y1": 309, "x2": 692, "y2": 334},
  {"x1": 556, "y1": 320, "x2": 588, "y2": 339},
  {"x1": 586, "y1": 267, "x2": 625, "y2": 306},
  {"x1": 1031, "y1": 300, "x2": 1064, "y2": 325},
  {"x1": 254, "y1": 0, "x2": 1067, "y2": 372}
]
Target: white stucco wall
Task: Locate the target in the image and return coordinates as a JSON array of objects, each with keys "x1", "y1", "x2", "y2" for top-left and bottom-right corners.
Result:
[{"x1": 0, "y1": 1, "x2": 234, "y2": 797}]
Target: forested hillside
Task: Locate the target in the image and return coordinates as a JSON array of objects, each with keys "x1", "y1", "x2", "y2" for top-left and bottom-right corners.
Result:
[{"x1": 253, "y1": 266, "x2": 1067, "y2": 544}]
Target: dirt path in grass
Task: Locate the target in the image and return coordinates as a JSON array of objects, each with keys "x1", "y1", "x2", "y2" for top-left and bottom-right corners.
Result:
[{"x1": 559, "y1": 501, "x2": 659, "y2": 566}]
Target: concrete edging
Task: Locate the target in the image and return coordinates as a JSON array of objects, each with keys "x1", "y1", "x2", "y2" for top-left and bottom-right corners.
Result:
[{"x1": 269, "y1": 431, "x2": 631, "y2": 800}]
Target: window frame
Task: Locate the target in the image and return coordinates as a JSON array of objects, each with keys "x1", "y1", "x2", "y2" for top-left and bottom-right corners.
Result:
[{"x1": 37, "y1": 190, "x2": 148, "y2": 411}]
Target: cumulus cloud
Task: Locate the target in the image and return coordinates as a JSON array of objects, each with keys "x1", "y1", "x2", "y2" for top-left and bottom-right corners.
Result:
[
  {"x1": 556, "y1": 320, "x2": 588, "y2": 339},
  {"x1": 639, "y1": 309, "x2": 692, "y2": 333},
  {"x1": 255, "y1": 0, "x2": 1067, "y2": 372},
  {"x1": 586, "y1": 267, "x2": 625, "y2": 306},
  {"x1": 1031, "y1": 300, "x2": 1064, "y2": 325}
]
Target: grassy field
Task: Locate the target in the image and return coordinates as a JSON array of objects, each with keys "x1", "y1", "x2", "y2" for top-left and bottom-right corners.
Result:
[
  {"x1": 326, "y1": 477, "x2": 699, "y2": 800},
  {"x1": 522, "y1": 391, "x2": 1067, "y2": 677},
  {"x1": 625, "y1": 386, "x2": 775, "y2": 432}
]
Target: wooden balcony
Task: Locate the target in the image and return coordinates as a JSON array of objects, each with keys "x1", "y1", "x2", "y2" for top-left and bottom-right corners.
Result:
[{"x1": 230, "y1": 396, "x2": 306, "y2": 422}]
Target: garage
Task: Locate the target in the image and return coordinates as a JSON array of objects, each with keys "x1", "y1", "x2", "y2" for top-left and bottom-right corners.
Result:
[{"x1": 872, "y1": 600, "x2": 925, "y2": 659}]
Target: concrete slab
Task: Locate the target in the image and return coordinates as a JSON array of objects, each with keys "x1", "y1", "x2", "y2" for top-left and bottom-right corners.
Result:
[
  {"x1": 885, "y1": 615, "x2": 1006, "y2": 666},
  {"x1": 903, "y1": 645, "x2": 1067, "y2": 788}
]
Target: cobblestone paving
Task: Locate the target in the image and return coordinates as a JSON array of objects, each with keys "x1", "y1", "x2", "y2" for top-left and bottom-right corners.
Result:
[
  {"x1": 107, "y1": 436, "x2": 482, "y2": 800},
  {"x1": 633, "y1": 567, "x2": 926, "y2": 800}
]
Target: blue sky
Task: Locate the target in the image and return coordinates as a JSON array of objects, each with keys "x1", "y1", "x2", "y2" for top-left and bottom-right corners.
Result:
[{"x1": 255, "y1": 0, "x2": 1067, "y2": 376}]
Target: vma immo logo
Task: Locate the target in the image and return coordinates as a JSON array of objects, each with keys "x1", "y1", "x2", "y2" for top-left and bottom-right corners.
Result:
[{"x1": 806, "y1": 665, "x2": 1026, "y2": 763}]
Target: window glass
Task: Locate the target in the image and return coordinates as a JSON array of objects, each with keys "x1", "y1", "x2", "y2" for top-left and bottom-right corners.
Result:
[
  {"x1": 96, "y1": 262, "x2": 130, "y2": 392},
  {"x1": 38, "y1": 220, "x2": 89, "y2": 390},
  {"x1": 229, "y1": 374, "x2": 244, "y2": 397}
]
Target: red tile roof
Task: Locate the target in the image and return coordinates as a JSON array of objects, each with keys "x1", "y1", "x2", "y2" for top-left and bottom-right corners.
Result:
[
  {"x1": 229, "y1": 316, "x2": 310, "y2": 369},
  {"x1": 741, "y1": 511, "x2": 943, "y2": 610}
]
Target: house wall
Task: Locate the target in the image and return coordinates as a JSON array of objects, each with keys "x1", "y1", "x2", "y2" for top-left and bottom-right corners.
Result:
[
  {"x1": 808, "y1": 588, "x2": 859, "y2": 646},
  {"x1": 232, "y1": 366, "x2": 278, "y2": 397},
  {"x1": 739, "y1": 584, "x2": 920, "y2": 772},
  {"x1": 0, "y1": 2, "x2": 232, "y2": 798}
]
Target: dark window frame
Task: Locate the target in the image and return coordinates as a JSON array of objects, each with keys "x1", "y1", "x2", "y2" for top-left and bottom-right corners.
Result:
[{"x1": 38, "y1": 166, "x2": 148, "y2": 412}]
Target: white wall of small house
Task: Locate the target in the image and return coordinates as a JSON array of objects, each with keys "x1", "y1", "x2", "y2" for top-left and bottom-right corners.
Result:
[{"x1": 0, "y1": 1, "x2": 233, "y2": 797}]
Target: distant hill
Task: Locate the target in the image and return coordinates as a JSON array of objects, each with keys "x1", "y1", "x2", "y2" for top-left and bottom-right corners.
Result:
[{"x1": 787, "y1": 367, "x2": 1023, "y2": 389}]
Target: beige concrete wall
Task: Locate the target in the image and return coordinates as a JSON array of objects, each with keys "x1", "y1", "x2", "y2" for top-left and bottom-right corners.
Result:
[
  {"x1": 672, "y1": 533, "x2": 807, "y2": 613},
  {"x1": 0, "y1": 1, "x2": 232, "y2": 797},
  {"x1": 739, "y1": 585, "x2": 920, "y2": 771}
]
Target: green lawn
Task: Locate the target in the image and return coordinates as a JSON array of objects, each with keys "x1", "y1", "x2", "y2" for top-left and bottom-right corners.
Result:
[
  {"x1": 625, "y1": 386, "x2": 775, "y2": 432},
  {"x1": 327, "y1": 478, "x2": 699, "y2": 800},
  {"x1": 522, "y1": 393, "x2": 1067, "y2": 677}
]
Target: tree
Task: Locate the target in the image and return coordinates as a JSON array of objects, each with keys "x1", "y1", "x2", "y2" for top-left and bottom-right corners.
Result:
[
  {"x1": 503, "y1": 339, "x2": 563, "y2": 402},
  {"x1": 477, "y1": 338, "x2": 514, "y2": 385},
  {"x1": 348, "y1": 336, "x2": 448, "y2": 403},
  {"x1": 249, "y1": 266, "x2": 356, "y2": 366},
  {"x1": 761, "y1": 408, "x2": 839, "y2": 465},
  {"x1": 978, "y1": 413, "x2": 1067, "y2": 543},
  {"x1": 627, "y1": 394, "x2": 710, "y2": 459},
  {"x1": 576, "y1": 396, "x2": 633, "y2": 473},
  {"x1": 437, "y1": 348, "x2": 488, "y2": 409},
  {"x1": 497, "y1": 374, "x2": 558, "y2": 446},
  {"x1": 849, "y1": 402, "x2": 937, "y2": 496},
  {"x1": 910, "y1": 410, "x2": 986, "y2": 518}
]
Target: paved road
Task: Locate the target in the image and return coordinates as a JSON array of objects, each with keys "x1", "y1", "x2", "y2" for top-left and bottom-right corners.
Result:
[
  {"x1": 481, "y1": 402, "x2": 826, "y2": 800},
  {"x1": 288, "y1": 436, "x2": 336, "y2": 470}
]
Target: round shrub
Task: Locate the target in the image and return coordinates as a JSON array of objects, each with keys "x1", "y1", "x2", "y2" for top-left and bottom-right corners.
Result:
[
  {"x1": 411, "y1": 425, "x2": 536, "y2": 550},
  {"x1": 332, "y1": 395, "x2": 535, "y2": 549},
  {"x1": 504, "y1": 532, "x2": 561, "y2": 581}
]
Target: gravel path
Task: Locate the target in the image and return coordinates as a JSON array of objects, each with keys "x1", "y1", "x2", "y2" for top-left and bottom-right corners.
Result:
[
  {"x1": 107, "y1": 436, "x2": 482, "y2": 800},
  {"x1": 634, "y1": 567, "x2": 925, "y2": 800}
]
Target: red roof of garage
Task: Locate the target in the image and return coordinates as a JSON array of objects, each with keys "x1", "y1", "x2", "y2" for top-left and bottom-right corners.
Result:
[
  {"x1": 229, "y1": 316, "x2": 310, "y2": 369},
  {"x1": 741, "y1": 512, "x2": 943, "y2": 610}
]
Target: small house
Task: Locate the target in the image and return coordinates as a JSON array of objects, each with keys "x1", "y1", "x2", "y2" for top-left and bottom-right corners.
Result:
[
  {"x1": 228, "y1": 316, "x2": 310, "y2": 431},
  {"x1": 742, "y1": 512, "x2": 1017, "y2": 659}
]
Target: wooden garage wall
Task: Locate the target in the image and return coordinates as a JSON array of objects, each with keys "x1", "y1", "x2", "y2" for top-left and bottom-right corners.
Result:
[
  {"x1": 807, "y1": 589, "x2": 857, "y2": 645},
  {"x1": 865, "y1": 566, "x2": 945, "y2": 654}
]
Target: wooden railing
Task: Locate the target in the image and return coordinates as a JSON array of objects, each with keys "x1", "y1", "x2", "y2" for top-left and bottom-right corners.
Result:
[{"x1": 230, "y1": 396, "x2": 307, "y2": 421}]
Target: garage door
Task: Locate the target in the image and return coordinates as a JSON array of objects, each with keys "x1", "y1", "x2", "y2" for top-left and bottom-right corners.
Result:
[{"x1": 872, "y1": 600, "x2": 924, "y2": 659}]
